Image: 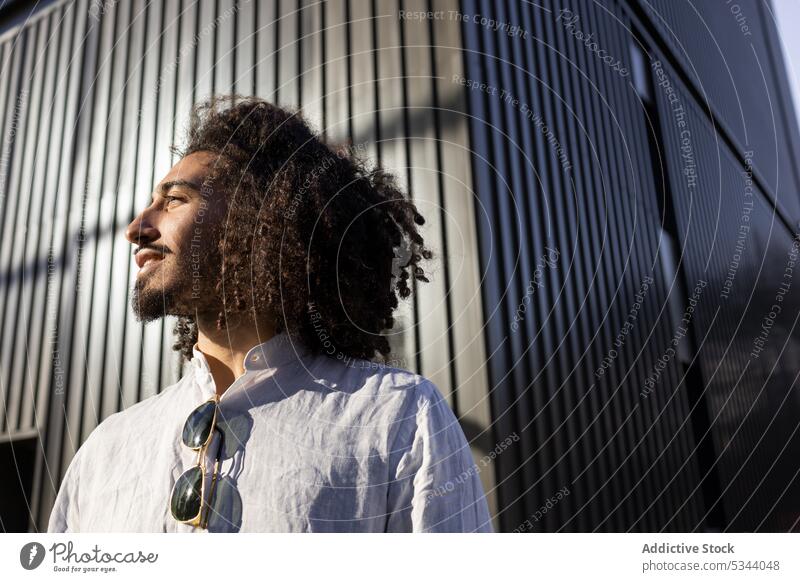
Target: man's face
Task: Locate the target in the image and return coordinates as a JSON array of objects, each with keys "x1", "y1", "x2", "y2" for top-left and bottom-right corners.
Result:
[{"x1": 125, "y1": 151, "x2": 227, "y2": 322}]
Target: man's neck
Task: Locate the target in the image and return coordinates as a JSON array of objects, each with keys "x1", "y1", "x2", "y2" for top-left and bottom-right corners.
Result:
[{"x1": 195, "y1": 312, "x2": 277, "y2": 396}]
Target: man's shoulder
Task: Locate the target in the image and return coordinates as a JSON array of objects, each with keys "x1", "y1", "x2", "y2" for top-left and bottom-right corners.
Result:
[
  {"x1": 315, "y1": 351, "x2": 438, "y2": 399},
  {"x1": 312, "y1": 352, "x2": 451, "y2": 426}
]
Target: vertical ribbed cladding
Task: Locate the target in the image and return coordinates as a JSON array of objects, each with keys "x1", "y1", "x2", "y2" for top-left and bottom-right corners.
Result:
[
  {"x1": 0, "y1": 23, "x2": 31, "y2": 437},
  {"x1": 373, "y1": 0, "x2": 415, "y2": 363},
  {"x1": 3, "y1": 23, "x2": 35, "y2": 438},
  {"x1": 10, "y1": 16, "x2": 47, "y2": 441},
  {"x1": 502, "y1": 0, "x2": 551, "y2": 529},
  {"x1": 0, "y1": 36, "x2": 16, "y2": 435},
  {"x1": 537, "y1": 0, "x2": 577, "y2": 531},
  {"x1": 428, "y1": 0, "x2": 495, "y2": 519},
  {"x1": 76, "y1": 0, "x2": 117, "y2": 449},
  {"x1": 0, "y1": 42, "x2": 12, "y2": 324},
  {"x1": 321, "y1": 1, "x2": 349, "y2": 163},
  {"x1": 542, "y1": 0, "x2": 598, "y2": 531},
  {"x1": 459, "y1": 0, "x2": 520, "y2": 530},
  {"x1": 459, "y1": 0, "x2": 705, "y2": 531},
  {"x1": 135, "y1": 0, "x2": 164, "y2": 405},
  {"x1": 560, "y1": 0, "x2": 633, "y2": 532},
  {"x1": 300, "y1": 0, "x2": 322, "y2": 130},
  {"x1": 24, "y1": 11, "x2": 60, "y2": 439},
  {"x1": 652, "y1": 52, "x2": 800, "y2": 530},
  {"x1": 155, "y1": 1, "x2": 182, "y2": 395},
  {"x1": 215, "y1": 0, "x2": 236, "y2": 93},
  {"x1": 276, "y1": 0, "x2": 298, "y2": 106},
  {"x1": 550, "y1": 0, "x2": 632, "y2": 531},
  {"x1": 515, "y1": 0, "x2": 564, "y2": 530},
  {"x1": 631, "y1": 0, "x2": 800, "y2": 227},
  {"x1": 398, "y1": 0, "x2": 452, "y2": 398},
  {"x1": 0, "y1": 0, "x2": 493, "y2": 530},
  {"x1": 117, "y1": 0, "x2": 147, "y2": 424},
  {"x1": 608, "y1": 17, "x2": 707, "y2": 532},
  {"x1": 600, "y1": 5, "x2": 704, "y2": 532},
  {"x1": 234, "y1": 0, "x2": 256, "y2": 96},
  {"x1": 26, "y1": 6, "x2": 70, "y2": 529},
  {"x1": 584, "y1": 1, "x2": 649, "y2": 531},
  {"x1": 34, "y1": 0, "x2": 89, "y2": 530},
  {"x1": 59, "y1": 0, "x2": 101, "y2": 508}
]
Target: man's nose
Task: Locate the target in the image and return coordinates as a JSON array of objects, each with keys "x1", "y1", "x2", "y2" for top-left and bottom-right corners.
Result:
[{"x1": 125, "y1": 209, "x2": 160, "y2": 246}]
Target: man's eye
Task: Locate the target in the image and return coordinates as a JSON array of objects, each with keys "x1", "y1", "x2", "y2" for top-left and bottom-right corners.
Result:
[{"x1": 165, "y1": 195, "x2": 183, "y2": 206}]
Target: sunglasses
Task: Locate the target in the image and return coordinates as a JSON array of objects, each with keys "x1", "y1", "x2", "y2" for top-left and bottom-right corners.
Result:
[{"x1": 169, "y1": 395, "x2": 224, "y2": 528}]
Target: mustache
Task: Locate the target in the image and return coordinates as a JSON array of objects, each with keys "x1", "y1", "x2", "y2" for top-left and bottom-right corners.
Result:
[{"x1": 134, "y1": 244, "x2": 171, "y2": 256}]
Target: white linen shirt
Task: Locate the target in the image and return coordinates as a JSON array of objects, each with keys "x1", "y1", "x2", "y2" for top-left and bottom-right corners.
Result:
[{"x1": 47, "y1": 332, "x2": 493, "y2": 532}]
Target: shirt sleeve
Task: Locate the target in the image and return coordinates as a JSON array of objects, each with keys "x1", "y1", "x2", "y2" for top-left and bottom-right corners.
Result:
[
  {"x1": 47, "y1": 443, "x2": 86, "y2": 533},
  {"x1": 385, "y1": 380, "x2": 493, "y2": 532}
]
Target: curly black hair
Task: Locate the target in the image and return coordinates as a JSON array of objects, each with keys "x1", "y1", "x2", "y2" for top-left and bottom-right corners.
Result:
[{"x1": 169, "y1": 95, "x2": 432, "y2": 363}]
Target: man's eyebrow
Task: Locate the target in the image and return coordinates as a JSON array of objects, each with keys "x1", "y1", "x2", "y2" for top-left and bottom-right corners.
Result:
[{"x1": 151, "y1": 179, "x2": 202, "y2": 201}]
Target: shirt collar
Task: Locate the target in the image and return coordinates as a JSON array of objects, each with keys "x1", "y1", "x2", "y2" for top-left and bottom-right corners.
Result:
[{"x1": 191, "y1": 332, "x2": 311, "y2": 375}]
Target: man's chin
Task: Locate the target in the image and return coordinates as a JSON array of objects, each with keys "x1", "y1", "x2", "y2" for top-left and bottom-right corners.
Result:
[
  {"x1": 131, "y1": 291, "x2": 169, "y2": 322},
  {"x1": 130, "y1": 279, "x2": 188, "y2": 322}
]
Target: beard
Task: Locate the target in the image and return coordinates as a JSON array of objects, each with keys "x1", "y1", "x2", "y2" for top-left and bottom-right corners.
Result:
[{"x1": 131, "y1": 238, "x2": 223, "y2": 322}]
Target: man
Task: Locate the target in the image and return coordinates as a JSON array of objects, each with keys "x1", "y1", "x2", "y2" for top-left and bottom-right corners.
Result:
[{"x1": 47, "y1": 95, "x2": 492, "y2": 532}]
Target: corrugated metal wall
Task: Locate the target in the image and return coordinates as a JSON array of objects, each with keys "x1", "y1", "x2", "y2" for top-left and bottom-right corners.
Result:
[
  {"x1": 633, "y1": 0, "x2": 800, "y2": 532},
  {"x1": 0, "y1": 0, "x2": 493, "y2": 532},
  {"x1": 462, "y1": 0, "x2": 704, "y2": 532},
  {"x1": 1, "y1": 0, "x2": 800, "y2": 533},
  {"x1": 461, "y1": 0, "x2": 800, "y2": 532}
]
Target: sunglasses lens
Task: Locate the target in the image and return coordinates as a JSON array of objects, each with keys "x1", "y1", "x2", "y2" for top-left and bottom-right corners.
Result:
[
  {"x1": 182, "y1": 400, "x2": 217, "y2": 448},
  {"x1": 170, "y1": 466, "x2": 204, "y2": 522}
]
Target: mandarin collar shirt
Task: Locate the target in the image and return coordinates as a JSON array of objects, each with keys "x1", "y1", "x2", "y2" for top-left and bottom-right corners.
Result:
[{"x1": 47, "y1": 333, "x2": 493, "y2": 532}]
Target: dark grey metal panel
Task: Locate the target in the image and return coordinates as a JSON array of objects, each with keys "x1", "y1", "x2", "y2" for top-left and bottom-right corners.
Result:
[
  {"x1": 597, "y1": 2, "x2": 705, "y2": 532},
  {"x1": 461, "y1": 0, "x2": 705, "y2": 531},
  {"x1": 633, "y1": 0, "x2": 800, "y2": 225},
  {"x1": 653, "y1": 55, "x2": 800, "y2": 531}
]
